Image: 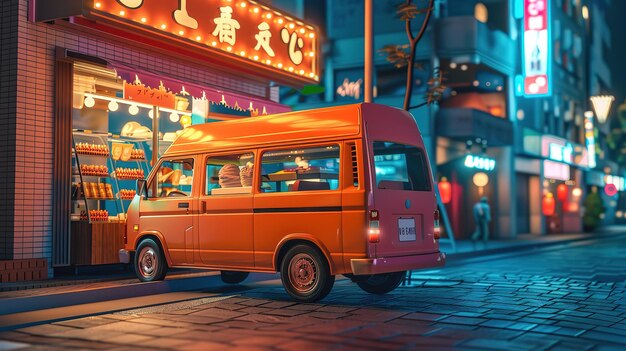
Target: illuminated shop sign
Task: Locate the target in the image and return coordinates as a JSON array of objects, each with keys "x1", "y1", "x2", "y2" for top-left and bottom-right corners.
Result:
[
  {"x1": 548, "y1": 143, "x2": 573, "y2": 163},
  {"x1": 522, "y1": 0, "x2": 551, "y2": 97},
  {"x1": 87, "y1": 0, "x2": 319, "y2": 83},
  {"x1": 605, "y1": 175, "x2": 625, "y2": 191},
  {"x1": 336, "y1": 79, "x2": 363, "y2": 100},
  {"x1": 584, "y1": 112, "x2": 597, "y2": 169},
  {"x1": 544, "y1": 160, "x2": 569, "y2": 181},
  {"x1": 464, "y1": 155, "x2": 496, "y2": 171}
]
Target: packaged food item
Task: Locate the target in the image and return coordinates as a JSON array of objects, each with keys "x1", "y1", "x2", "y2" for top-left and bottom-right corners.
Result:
[
  {"x1": 89, "y1": 182, "x2": 99, "y2": 198},
  {"x1": 98, "y1": 183, "x2": 107, "y2": 198},
  {"x1": 111, "y1": 143, "x2": 123, "y2": 161},
  {"x1": 105, "y1": 183, "x2": 114, "y2": 199},
  {"x1": 121, "y1": 144, "x2": 133, "y2": 161},
  {"x1": 83, "y1": 182, "x2": 92, "y2": 198}
]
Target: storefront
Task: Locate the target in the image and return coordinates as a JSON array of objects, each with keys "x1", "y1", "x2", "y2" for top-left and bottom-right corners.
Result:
[
  {"x1": 516, "y1": 130, "x2": 590, "y2": 235},
  {"x1": 0, "y1": 0, "x2": 319, "y2": 281},
  {"x1": 436, "y1": 138, "x2": 500, "y2": 239}
]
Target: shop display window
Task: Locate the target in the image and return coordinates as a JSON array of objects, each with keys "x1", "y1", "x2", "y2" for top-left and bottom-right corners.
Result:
[
  {"x1": 373, "y1": 142, "x2": 431, "y2": 192},
  {"x1": 149, "y1": 159, "x2": 194, "y2": 198},
  {"x1": 205, "y1": 153, "x2": 255, "y2": 195},
  {"x1": 260, "y1": 145, "x2": 340, "y2": 193}
]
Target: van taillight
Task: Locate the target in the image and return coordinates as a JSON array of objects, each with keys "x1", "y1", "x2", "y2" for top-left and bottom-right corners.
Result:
[
  {"x1": 434, "y1": 210, "x2": 441, "y2": 240},
  {"x1": 368, "y1": 210, "x2": 380, "y2": 243}
]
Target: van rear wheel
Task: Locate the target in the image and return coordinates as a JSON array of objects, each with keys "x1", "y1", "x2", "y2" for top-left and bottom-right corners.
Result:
[
  {"x1": 356, "y1": 271, "x2": 406, "y2": 295},
  {"x1": 135, "y1": 238, "x2": 168, "y2": 282},
  {"x1": 280, "y1": 244, "x2": 334, "y2": 303},
  {"x1": 220, "y1": 271, "x2": 249, "y2": 284}
]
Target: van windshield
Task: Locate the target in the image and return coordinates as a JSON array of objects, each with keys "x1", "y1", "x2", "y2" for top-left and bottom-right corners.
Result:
[{"x1": 373, "y1": 141, "x2": 431, "y2": 191}]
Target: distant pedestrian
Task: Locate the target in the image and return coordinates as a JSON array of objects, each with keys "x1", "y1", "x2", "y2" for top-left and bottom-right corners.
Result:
[{"x1": 471, "y1": 196, "x2": 491, "y2": 242}]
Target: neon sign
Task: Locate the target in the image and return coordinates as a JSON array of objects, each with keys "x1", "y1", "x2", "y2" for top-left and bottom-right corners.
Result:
[
  {"x1": 87, "y1": 0, "x2": 319, "y2": 83},
  {"x1": 605, "y1": 175, "x2": 625, "y2": 192},
  {"x1": 548, "y1": 143, "x2": 573, "y2": 163},
  {"x1": 522, "y1": 0, "x2": 551, "y2": 97},
  {"x1": 584, "y1": 112, "x2": 596, "y2": 168},
  {"x1": 464, "y1": 155, "x2": 496, "y2": 171},
  {"x1": 544, "y1": 160, "x2": 569, "y2": 181}
]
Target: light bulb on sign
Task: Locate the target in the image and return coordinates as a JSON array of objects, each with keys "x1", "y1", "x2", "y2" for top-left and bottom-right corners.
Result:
[
  {"x1": 180, "y1": 115, "x2": 192, "y2": 128},
  {"x1": 148, "y1": 110, "x2": 154, "y2": 119},
  {"x1": 129, "y1": 105, "x2": 139, "y2": 115},
  {"x1": 84, "y1": 96, "x2": 95, "y2": 108},
  {"x1": 108, "y1": 100, "x2": 119, "y2": 112},
  {"x1": 169, "y1": 112, "x2": 180, "y2": 123}
]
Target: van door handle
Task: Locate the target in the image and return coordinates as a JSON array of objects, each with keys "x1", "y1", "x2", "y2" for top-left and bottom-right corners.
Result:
[{"x1": 178, "y1": 202, "x2": 190, "y2": 209}]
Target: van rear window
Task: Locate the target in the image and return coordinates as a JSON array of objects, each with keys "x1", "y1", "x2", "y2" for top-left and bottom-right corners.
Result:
[{"x1": 373, "y1": 142, "x2": 431, "y2": 191}]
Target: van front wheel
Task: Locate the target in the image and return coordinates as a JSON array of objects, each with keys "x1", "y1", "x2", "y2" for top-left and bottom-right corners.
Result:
[
  {"x1": 135, "y1": 238, "x2": 168, "y2": 282},
  {"x1": 356, "y1": 271, "x2": 406, "y2": 294},
  {"x1": 280, "y1": 244, "x2": 334, "y2": 303}
]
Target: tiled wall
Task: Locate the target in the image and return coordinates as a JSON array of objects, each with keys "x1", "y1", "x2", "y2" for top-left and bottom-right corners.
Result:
[
  {"x1": 5, "y1": 0, "x2": 268, "y2": 277},
  {"x1": 0, "y1": 0, "x2": 18, "y2": 261}
]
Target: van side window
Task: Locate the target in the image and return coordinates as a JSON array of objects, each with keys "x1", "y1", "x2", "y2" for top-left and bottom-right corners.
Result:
[
  {"x1": 260, "y1": 145, "x2": 340, "y2": 193},
  {"x1": 205, "y1": 153, "x2": 255, "y2": 195},
  {"x1": 148, "y1": 159, "x2": 194, "y2": 198},
  {"x1": 373, "y1": 142, "x2": 431, "y2": 191}
]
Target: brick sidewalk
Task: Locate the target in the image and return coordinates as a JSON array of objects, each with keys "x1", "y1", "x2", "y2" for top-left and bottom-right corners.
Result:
[{"x1": 1, "y1": 229, "x2": 626, "y2": 350}]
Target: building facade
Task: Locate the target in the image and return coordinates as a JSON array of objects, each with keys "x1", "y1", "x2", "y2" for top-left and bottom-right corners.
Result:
[
  {"x1": 290, "y1": 0, "x2": 622, "y2": 240},
  {"x1": 0, "y1": 0, "x2": 319, "y2": 281}
]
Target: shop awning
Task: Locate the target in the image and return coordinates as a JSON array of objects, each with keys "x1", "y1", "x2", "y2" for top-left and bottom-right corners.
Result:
[{"x1": 110, "y1": 63, "x2": 291, "y2": 116}]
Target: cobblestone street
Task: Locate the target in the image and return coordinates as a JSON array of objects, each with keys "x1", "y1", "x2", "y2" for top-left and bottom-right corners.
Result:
[{"x1": 1, "y1": 234, "x2": 626, "y2": 350}]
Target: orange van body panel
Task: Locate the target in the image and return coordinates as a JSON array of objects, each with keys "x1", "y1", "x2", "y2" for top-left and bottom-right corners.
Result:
[{"x1": 124, "y1": 103, "x2": 445, "y2": 276}]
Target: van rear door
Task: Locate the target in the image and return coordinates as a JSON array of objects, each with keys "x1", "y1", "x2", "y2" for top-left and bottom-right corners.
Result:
[{"x1": 369, "y1": 141, "x2": 438, "y2": 257}]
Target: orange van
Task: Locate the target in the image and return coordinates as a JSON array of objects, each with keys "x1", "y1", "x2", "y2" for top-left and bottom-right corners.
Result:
[{"x1": 120, "y1": 103, "x2": 445, "y2": 302}]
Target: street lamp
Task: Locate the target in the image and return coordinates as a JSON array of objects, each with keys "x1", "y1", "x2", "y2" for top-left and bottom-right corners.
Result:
[{"x1": 590, "y1": 95, "x2": 615, "y2": 124}]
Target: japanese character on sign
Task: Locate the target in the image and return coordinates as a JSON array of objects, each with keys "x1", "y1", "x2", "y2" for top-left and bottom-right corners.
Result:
[
  {"x1": 212, "y1": 6, "x2": 240, "y2": 46},
  {"x1": 280, "y1": 28, "x2": 304, "y2": 65},
  {"x1": 528, "y1": 16, "x2": 544, "y2": 30},
  {"x1": 116, "y1": 0, "x2": 143, "y2": 9},
  {"x1": 254, "y1": 22, "x2": 275, "y2": 57},
  {"x1": 527, "y1": 0, "x2": 545, "y2": 16},
  {"x1": 173, "y1": 0, "x2": 198, "y2": 29}
]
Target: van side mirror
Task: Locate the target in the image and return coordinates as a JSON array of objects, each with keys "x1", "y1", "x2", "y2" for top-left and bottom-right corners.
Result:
[{"x1": 136, "y1": 179, "x2": 148, "y2": 199}]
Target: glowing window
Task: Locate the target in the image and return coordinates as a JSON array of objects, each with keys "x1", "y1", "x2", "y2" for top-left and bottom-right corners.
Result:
[{"x1": 475, "y1": 3, "x2": 488, "y2": 23}]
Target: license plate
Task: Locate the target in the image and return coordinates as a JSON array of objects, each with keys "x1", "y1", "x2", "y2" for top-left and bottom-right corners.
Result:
[{"x1": 398, "y1": 218, "x2": 416, "y2": 242}]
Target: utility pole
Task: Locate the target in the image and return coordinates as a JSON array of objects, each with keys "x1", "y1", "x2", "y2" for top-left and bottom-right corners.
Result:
[{"x1": 364, "y1": 0, "x2": 373, "y2": 103}]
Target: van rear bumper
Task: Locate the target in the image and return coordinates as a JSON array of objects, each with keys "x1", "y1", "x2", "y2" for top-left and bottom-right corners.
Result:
[{"x1": 350, "y1": 251, "x2": 446, "y2": 275}]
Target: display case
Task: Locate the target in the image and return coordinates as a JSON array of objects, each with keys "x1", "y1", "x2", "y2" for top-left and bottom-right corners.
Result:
[
  {"x1": 72, "y1": 131, "x2": 122, "y2": 223},
  {"x1": 109, "y1": 136, "x2": 151, "y2": 213},
  {"x1": 71, "y1": 131, "x2": 150, "y2": 265}
]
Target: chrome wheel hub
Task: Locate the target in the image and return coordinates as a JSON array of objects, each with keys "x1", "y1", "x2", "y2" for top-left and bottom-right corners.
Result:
[
  {"x1": 139, "y1": 247, "x2": 157, "y2": 278},
  {"x1": 289, "y1": 253, "x2": 318, "y2": 293}
]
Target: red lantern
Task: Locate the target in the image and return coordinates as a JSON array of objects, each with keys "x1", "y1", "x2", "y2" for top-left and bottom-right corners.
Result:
[
  {"x1": 542, "y1": 193, "x2": 556, "y2": 216},
  {"x1": 438, "y1": 177, "x2": 452, "y2": 204},
  {"x1": 557, "y1": 184, "x2": 568, "y2": 201}
]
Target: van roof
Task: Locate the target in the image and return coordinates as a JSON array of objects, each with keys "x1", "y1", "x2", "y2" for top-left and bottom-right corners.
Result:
[
  {"x1": 164, "y1": 103, "x2": 413, "y2": 156},
  {"x1": 164, "y1": 103, "x2": 361, "y2": 156}
]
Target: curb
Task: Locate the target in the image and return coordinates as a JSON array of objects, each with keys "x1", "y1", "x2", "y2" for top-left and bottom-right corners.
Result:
[
  {"x1": 443, "y1": 230, "x2": 626, "y2": 261},
  {"x1": 0, "y1": 272, "x2": 278, "y2": 317}
]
